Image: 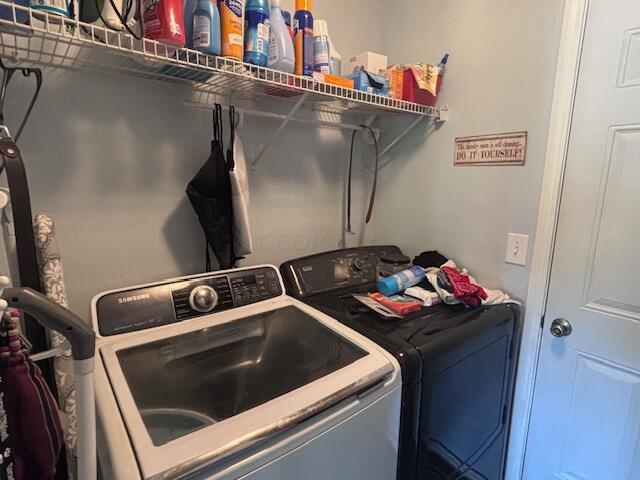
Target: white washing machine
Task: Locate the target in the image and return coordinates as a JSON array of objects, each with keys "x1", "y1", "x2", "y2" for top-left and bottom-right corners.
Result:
[{"x1": 91, "y1": 265, "x2": 401, "y2": 479}]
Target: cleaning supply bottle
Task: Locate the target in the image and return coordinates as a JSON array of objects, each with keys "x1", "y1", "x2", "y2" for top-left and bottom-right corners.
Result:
[
  {"x1": 378, "y1": 266, "x2": 426, "y2": 297},
  {"x1": 313, "y1": 19, "x2": 330, "y2": 74},
  {"x1": 30, "y1": 0, "x2": 70, "y2": 17},
  {"x1": 282, "y1": 10, "x2": 293, "y2": 40},
  {"x1": 327, "y1": 29, "x2": 342, "y2": 75},
  {"x1": 220, "y1": 0, "x2": 244, "y2": 60},
  {"x1": 141, "y1": 0, "x2": 186, "y2": 49},
  {"x1": 183, "y1": 0, "x2": 198, "y2": 48},
  {"x1": 267, "y1": 0, "x2": 294, "y2": 73},
  {"x1": 437, "y1": 53, "x2": 449, "y2": 95},
  {"x1": 243, "y1": 0, "x2": 270, "y2": 66},
  {"x1": 192, "y1": 0, "x2": 221, "y2": 55},
  {"x1": 293, "y1": 0, "x2": 313, "y2": 76}
]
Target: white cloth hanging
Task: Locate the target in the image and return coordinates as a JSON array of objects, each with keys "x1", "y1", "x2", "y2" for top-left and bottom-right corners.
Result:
[{"x1": 230, "y1": 134, "x2": 253, "y2": 258}]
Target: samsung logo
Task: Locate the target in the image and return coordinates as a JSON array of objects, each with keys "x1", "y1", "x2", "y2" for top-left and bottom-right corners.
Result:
[{"x1": 118, "y1": 293, "x2": 150, "y2": 304}]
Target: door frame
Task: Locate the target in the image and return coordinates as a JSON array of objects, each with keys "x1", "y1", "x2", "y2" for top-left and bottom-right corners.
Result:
[{"x1": 504, "y1": 0, "x2": 591, "y2": 478}]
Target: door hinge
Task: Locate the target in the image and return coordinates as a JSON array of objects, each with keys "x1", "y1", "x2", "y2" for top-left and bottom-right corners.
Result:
[{"x1": 540, "y1": 314, "x2": 545, "y2": 329}]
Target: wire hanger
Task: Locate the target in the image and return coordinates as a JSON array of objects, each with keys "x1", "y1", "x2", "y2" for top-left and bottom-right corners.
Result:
[{"x1": 0, "y1": 57, "x2": 43, "y2": 142}]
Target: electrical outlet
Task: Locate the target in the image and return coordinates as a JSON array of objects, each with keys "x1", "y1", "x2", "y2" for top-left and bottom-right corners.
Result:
[{"x1": 506, "y1": 233, "x2": 529, "y2": 266}]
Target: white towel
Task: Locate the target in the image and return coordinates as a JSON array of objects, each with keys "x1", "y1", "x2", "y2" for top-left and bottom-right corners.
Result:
[{"x1": 230, "y1": 134, "x2": 253, "y2": 257}]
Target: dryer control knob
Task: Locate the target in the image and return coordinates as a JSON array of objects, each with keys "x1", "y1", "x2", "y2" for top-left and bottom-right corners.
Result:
[{"x1": 189, "y1": 285, "x2": 219, "y2": 313}]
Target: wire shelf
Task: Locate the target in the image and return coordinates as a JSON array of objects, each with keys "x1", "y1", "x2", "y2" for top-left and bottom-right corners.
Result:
[{"x1": 0, "y1": 2, "x2": 445, "y2": 119}]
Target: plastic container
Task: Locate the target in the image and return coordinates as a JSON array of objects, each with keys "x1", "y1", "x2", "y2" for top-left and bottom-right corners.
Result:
[
  {"x1": 220, "y1": 0, "x2": 244, "y2": 60},
  {"x1": 282, "y1": 10, "x2": 293, "y2": 40},
  {"x1": 141, "y1": 0, "x2": 186, "y2": 49},
  {"x1": 30, "y1": 0, "x2": 70, "y2": 17},
  {"x1": 0, "y1": 0, "x2": 30, "y2": 24},
  {"x1": 80, "y1": 0, "x2": 137, "y2": 31},
  {"x1": 437, "y1": 53, "x2": 449, "y2": 95},
  {"x1": 183, "y1": 0, "x2": 198, "y2": 48},
  {"x1": 192, "y1": 0, "x2": 221, "y2": 55},
  {"x1": 293, "y1": 0, "x2": 313, "y2": 76},
  {"x1": 327, "y1": 33, "x2": 341, "y2": 75},
  {"x1": 377, "y1": 253, "x2": 411, "y2": 281},
  {"x1": 267, "y1": 0, "x2": 294, "y2": 73},
  {"x1": 243, "y1": 0, "x2": 270, "y2": 66},
  {"x1": 313, "y1": 19, "x2": 330, "y2": 74},
  {"x1": 377, "y1": 266, "x2": 426, "y2": 297}
]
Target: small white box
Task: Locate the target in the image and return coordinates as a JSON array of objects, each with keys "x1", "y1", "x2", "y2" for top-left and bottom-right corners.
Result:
[{"x1": 346, "y1": 51, "x2": 388, "y2": 75}]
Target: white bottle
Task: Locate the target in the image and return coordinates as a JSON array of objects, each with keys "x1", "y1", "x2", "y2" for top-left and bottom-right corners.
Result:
[
  {"x1": 327, "y1": 33, "x2": 342, "y2": 76},
  {"x1": 313, "y1": 19, "x2": 331, "y2": 74},
  {"x1": 268, "y1": 0, "x2": 295, "y2": 73}
]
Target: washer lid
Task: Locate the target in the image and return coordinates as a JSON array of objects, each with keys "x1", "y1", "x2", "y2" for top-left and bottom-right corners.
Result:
[{"x1": 100, "y1": 297, "x2": 394, "y2": 479}]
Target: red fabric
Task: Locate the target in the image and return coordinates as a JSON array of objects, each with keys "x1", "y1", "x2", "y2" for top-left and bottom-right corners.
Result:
[
  {"x1": 0, "y1": 314, "x2": 63, "y2": 480},
  {"x1": 441, "y1": 266, "x2": 488, "y2": 308}
]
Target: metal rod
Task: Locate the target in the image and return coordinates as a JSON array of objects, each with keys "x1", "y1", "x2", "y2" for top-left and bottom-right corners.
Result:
[
  {"x1": 377, "y1": 115, "x2": 428, "y2": 171},
  {"x1": 251, "y1": 92, "x2": 308, "y2": 169},
  {"x1": 184, "y1": 101, "x2": 378, "y2": 134}
]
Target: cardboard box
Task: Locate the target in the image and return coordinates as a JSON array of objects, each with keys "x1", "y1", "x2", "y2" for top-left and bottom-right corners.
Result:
[
  {"x1": 312, "y1": 72, "x2": 355, "y2": 89},
  {"x1": 346, "y1": 51, "x2": 388, "y2": 75},
  {"x1": 345, "y1": 70, "x2": 389, "y2": 97}
]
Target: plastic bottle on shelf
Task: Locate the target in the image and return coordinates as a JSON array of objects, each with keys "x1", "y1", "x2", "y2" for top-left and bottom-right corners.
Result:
[
  {"x1": 282, "y1": 10, "x2": 293, "y2": 41},
  {"x1": 377, "y1": 266, "x2": 426, "y2": 297},
  {"x1": 220, "y1": 0, "x2": 244, "y2": 60},
  {"x1": 293, "y1": 0, "x2": 313, "y2": 76},
  {"x1": 327, "y1": 32, "x2": 342, "y2": 75},
  {"x1": 243, "y1": 0, "x2": 270, "y2": 67},
  {"x1": 192, "y1": 0, "x2": 221, "y2": 55},
  {"x1": 30, "y1": 0, "x2": 71, "y2": 17},
  {"x1": 437, "y1": 53, "x2": 449, "y2": 95},
  {"x1": 183, "y1": 0, "x2": 198, "y2": 48},
  {"x1": 267, "y1": 0, "x2": 294, "y2": 73},
  {"x1": 141, "y1": 0, "x2": 186, "y2": 49},
  {"x1": 313, "y1": 19, "x2": 330, "y2": 74}
]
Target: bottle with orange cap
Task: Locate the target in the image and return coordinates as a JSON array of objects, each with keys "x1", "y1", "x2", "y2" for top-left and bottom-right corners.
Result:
[{"x1": 293, "y1": 0, "x2": 314, "y2": 76}]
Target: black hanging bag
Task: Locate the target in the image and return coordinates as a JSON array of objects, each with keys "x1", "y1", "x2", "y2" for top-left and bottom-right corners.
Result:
[{"x1": 186, "y1": 104, "x2": 236, "y2": 271}]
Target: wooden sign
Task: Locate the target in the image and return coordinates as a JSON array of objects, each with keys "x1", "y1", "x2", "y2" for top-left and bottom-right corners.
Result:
[{"x1": 454, "y1": 131, "x2": 527, "y2": 166}]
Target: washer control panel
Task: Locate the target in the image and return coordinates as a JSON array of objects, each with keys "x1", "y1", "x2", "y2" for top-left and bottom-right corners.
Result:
[{"x1": 94, "y1": 267, "x2": 282, "y2": 337}]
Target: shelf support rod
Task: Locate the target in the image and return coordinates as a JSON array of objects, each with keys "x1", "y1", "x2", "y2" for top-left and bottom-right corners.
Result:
[
  {"x1": 252, "y1": 92, "x2": 309, "y2": 170},
  {"x1": 375, "y1": 115, "x2": 427, "y2": 171}
]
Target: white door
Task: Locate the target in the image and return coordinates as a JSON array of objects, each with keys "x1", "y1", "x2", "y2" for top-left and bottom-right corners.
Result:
[{"x1": 523, "y1": 1, "x2": 640, "y2": 478}]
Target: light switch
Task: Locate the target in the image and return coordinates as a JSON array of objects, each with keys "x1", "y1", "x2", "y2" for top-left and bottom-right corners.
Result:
[{"x1": 506, "y1": 233, "x2": 529, "y2": 266}]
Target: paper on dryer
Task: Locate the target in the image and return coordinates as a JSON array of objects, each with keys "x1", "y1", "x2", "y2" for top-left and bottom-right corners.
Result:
[{"x1": 352, "y1": 294, "x2": 402, "y2": 319}]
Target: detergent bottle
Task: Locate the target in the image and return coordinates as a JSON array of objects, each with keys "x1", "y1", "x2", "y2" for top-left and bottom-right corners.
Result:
[
  {"x1": 220, "y1": 0, "x2": 243, "y2": 60},
  {"x1": 192, "y1": 0, "x2": 221, "y2": 55},
  {"x1": 183, "y1": 0, "x2": 198, "y2": 48},
  {"x1": 267, "y1": 0, "x2": 294, "y2": 73},
  {"x1": 141, "y1": 0, "x2": 186, "y2": 49},
  {"x1": 243, "y1": 0, "x2": 270, "y2": 66},
  {"x1": 293, "y1": 0, "x2": 313, "y2": 76}
]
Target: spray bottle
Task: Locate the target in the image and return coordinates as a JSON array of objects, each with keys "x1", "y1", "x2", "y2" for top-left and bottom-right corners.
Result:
[
  {"x1": 268, "y1": 0, "x2": 294, "y2": 73},
  {"x1": 293, "y1": 0, "x2": 313, "y2": 76}
]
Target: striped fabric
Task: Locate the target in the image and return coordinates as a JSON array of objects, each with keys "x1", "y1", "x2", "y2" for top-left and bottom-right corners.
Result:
[{"x1": 0, "y1": 311, "x2": 63, "y2": 480}]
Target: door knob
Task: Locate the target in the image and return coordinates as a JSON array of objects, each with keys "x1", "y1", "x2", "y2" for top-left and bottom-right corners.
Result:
[{"x1": 550, "y1": 318, "x2": 572, "y2": 338}]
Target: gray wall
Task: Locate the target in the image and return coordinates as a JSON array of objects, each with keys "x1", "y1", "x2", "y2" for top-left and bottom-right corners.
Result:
[
  {"x1": 369, "y1": 0, "x2": 566, "y2": 301},
  {"x1": 2, "y1": 0, "x2": 385, "y2": 315}
]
